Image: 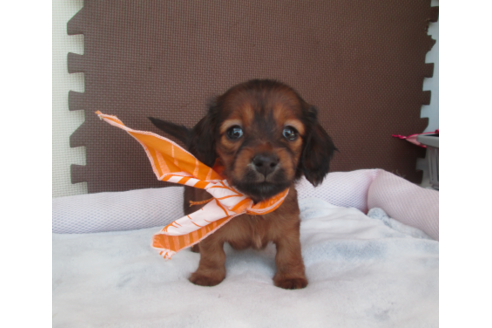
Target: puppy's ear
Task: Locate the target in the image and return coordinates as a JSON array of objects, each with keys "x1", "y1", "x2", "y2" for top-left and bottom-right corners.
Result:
[
  {"x1": 187, "y1": 101, "x2": 219, "y2": 167},
  {"x1": 300, "y1": 106, "x2": 337, "y2": 186}
]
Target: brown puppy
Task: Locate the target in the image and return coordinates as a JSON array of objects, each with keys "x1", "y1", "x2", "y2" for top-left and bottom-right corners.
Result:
[{"x1": 149, "y1": 79, "x2": 335, "y2": 289}]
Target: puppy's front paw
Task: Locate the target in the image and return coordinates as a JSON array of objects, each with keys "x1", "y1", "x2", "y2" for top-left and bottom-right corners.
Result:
[
  {"x1": 189, "y1": 271, "x2": 225, "y2": 287},
  {"x1": 273, "y1": 276, "x2": 308, "y2": 290}
]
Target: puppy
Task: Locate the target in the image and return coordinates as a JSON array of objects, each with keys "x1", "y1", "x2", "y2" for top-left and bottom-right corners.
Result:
[{"x1": 149, "y1": 79, "x2": 335, "y2": 289}]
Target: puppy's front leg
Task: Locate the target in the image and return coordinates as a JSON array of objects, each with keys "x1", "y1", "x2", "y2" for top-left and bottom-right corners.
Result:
[
  {"x1": 189, "y1": 235, "x2": 226, "y2": 287},
  {"x1": 273, "y1": 227, "x2": 308, "y2": 290}
]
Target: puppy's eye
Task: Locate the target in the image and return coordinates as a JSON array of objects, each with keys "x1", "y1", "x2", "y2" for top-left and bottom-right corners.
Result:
[
  {"x1": 226, "y1": 126, "x2": 243, "y2": 140},
  {"x1": 283, "y1": 126, "x2": 298, "y2": 141}
]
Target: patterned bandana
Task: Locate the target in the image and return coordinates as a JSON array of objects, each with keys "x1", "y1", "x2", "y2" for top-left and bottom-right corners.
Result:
[{"x1": 96, "y1": 112, "x2": 289, "y2": 259}]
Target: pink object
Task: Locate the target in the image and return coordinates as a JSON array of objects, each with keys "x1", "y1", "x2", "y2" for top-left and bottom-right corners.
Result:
[{"x1": 392, "y1": 129, "x2": 439, "y2": 148}]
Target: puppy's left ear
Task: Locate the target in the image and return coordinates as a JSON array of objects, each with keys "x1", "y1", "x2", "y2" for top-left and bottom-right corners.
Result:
[{"x1": 300, "y1": 106, "x2": 337, "y2": 186}]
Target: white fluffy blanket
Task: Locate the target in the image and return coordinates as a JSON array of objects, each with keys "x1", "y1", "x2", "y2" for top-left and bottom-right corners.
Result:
[{"x1": 53, "y1": 198, "x2": 438, "y2": 328}]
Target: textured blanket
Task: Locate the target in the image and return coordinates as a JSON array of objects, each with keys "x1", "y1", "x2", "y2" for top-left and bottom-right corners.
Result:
[{"x1": 52, "y1": 198, "x2": 438, "y2": 328}]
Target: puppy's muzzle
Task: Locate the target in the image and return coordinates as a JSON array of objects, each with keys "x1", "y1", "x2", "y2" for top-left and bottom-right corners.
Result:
[{"x1": 252, "y1": 153, "x2": 279, "y2": 177}]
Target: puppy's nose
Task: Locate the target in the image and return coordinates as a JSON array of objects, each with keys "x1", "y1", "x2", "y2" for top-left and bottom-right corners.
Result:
[{"x1": 252, "y1": 154, "x2": 279, "y2": 176}]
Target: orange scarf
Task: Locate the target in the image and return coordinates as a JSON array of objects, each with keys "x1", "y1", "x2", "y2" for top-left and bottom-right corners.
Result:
[{"x1": 96, "y1": 112, "x2": 289, "y2": 259}]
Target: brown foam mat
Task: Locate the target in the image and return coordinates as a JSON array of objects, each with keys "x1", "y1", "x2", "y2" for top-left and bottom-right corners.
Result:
[{"x1": 68, "y1": 0, "x2": 436, "y2": 193}]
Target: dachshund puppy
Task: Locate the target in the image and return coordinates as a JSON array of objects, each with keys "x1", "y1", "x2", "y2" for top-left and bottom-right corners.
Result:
[{"x1": 149, "y1": 79, "x2": 335, "y2": 289}]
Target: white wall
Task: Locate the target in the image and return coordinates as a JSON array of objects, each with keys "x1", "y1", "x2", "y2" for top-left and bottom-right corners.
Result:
[
  {"x1": 52, "y1": 0, "x2": 87, "y2": 197},
  {"x1": 417, "y1": 0, "x2": 439, "y2": 187},
  {"x1": 421, "y1": 0, "x2": 439, "y2": 132}
]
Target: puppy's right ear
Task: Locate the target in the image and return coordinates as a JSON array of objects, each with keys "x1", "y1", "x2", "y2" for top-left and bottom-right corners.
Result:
[
  {"x1": 148, "y1": 117, "x2": 190, "y2": 145},
  {"x1": 187, "y1": 101, "x2": 219, "y2": 167}
]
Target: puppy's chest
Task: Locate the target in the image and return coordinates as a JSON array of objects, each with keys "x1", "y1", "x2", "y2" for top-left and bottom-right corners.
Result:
[
  {"x1": 229, "y1": 214, "x2": 273, "y2": 250},
  {"x1": 248, "y1": 216, "x2": 270, "y2": 249}
]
